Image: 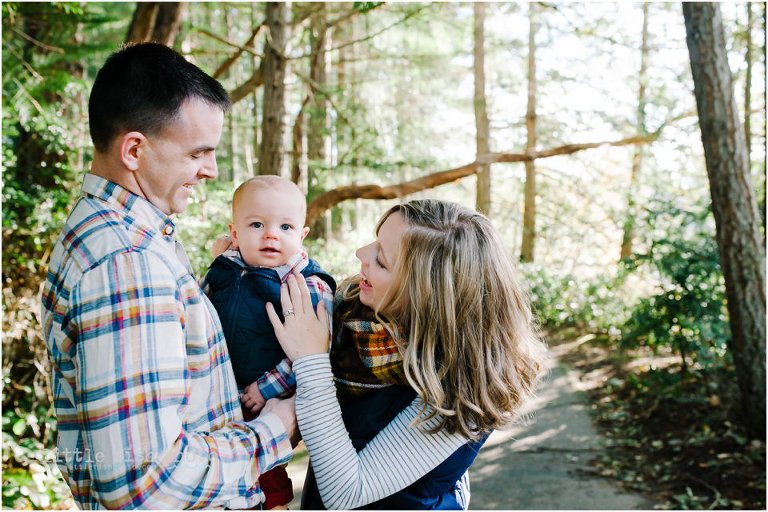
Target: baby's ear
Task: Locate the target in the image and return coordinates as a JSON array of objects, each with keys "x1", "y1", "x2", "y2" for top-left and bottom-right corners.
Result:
[
  {"x1": 227, "y1": 223, "x2": 239, "y2": 248},
  {"x1": 301, "y1": 226, "x2": 310, "y2": 241}
]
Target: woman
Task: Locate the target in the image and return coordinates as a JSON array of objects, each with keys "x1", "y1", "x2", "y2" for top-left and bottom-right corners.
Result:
[{"x1": 267, "y1": 199, "x2": 547, "y2": 509}]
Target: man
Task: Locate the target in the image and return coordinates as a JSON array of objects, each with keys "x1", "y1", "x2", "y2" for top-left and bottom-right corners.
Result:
[{"x1": 41, "y1": 42, "x2": 298, "y2": 509}]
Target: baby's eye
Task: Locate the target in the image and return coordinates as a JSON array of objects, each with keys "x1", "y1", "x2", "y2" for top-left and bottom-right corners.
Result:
[
  {"x1": 280, "y1": 224, "x2": 293, "y2": 231},
  {"x1": 250, "y1": 222, "x2": 263, "y2": 228}
]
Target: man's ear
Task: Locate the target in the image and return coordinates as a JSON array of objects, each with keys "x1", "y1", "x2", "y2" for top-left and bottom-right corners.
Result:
[
  {"x1": 301, "y1": 226, "x2": 310, "y2": 241},
  {"x1": 119, "y1": 132, "x2": 146, "y2": 171}
]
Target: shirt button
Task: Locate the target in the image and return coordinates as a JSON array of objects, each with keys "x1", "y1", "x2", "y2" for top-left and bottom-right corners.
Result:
[{"x1": 163, "y1": 225, "x2": 174, "y2": 236}]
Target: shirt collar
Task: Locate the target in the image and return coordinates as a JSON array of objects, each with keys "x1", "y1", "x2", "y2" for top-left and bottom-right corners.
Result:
[
  {"x1": 82, "y1": 173, "x2": 177, "y2": 237},
  {"x1": 221, "y1": 248, "x2": 309, "y2": 281}
]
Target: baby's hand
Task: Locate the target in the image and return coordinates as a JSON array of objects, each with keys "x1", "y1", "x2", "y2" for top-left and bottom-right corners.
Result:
[
  {"x1": 241, "y1": 382, "x2": 267, "y2": 414},
  {"x1": 211, "y1": 235, "x2": 233, "y2": 258}
]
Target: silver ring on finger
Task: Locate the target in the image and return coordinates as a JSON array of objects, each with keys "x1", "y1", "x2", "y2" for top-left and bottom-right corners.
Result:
[{"x1": 284, "y1": 309, "x2": 295, "y2": 318}]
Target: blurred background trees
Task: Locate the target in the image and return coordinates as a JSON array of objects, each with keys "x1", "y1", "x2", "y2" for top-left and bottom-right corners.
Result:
[{"x1": 2, "y1": 2, "x2": 765, "y2": 508}]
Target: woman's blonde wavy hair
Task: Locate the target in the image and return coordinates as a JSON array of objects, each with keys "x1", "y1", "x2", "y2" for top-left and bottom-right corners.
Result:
[{"x1": 339, "y1": 199, "x2": 547, "y2": 440}]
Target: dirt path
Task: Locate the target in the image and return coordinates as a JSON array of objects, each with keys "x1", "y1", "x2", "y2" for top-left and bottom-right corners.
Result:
[
  {"x1": 285, "y1": 342, "x2": 655, "y2": 510},
  {"x1": 468, "y1": 344, "x2": 655, "y2": 509}
]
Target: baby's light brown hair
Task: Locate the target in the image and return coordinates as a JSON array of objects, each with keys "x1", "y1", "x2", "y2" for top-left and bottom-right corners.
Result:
[{"x1": 231, "y1": 175, "x2": 307, "y2": 222}]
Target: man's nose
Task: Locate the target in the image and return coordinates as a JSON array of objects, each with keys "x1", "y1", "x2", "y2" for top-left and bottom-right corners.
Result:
[{"x1": 200, "y1": 153, "x2": 218, "y2": 180}]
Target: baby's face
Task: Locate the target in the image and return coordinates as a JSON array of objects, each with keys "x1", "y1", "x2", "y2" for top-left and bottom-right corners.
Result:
[{"x1": 229, "y1": 185, "x2": 309, "y2": 267}]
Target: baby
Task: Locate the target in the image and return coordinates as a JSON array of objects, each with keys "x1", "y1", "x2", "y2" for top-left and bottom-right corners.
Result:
[{"x1": 201, "y1": 175, "x2": 335, "y2": 509}]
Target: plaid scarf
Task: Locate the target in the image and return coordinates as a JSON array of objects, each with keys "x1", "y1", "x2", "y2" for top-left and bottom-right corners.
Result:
[{"x1": 331, "y1": 285, "x2": 409, "y2": 401}]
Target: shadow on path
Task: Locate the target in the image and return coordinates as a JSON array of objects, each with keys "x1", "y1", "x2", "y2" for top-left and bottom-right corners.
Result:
[{"x1": 469, "y1": 347, "x2": 655, "y2": 510}]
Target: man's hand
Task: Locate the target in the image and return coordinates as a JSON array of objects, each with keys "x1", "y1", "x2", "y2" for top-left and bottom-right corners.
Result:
[
  {"x1": 211, "y1": 234, "x2": 233, "y2": 258},
  {"x1": 262, "y1": 395, "x2": 300, "y2": 447},
  {"x1": 241, "y1": 382, "x2": 267, "y2": 414}
]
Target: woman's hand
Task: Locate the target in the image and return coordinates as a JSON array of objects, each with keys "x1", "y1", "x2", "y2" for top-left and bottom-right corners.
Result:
[{"x1": 266, "y1": 272, "x2": 330, "y2": 361}]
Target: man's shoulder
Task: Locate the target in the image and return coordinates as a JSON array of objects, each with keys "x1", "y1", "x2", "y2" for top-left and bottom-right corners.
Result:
[{"x1": 50, "y1": 195, "x2": 161, "y2": 276}]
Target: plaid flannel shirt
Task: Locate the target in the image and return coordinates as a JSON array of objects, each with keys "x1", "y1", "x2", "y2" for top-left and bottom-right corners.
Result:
[
  {"x1": 200, "y1": 249, "x2": 334, "y2": 400},
  {"x1": 41, "y1": 174, "x2": 293, "y2": 510}
]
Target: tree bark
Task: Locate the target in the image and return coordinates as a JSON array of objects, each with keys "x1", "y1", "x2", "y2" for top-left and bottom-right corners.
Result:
[
  {"x1": 224, "y1": 6, "x2": 237, "y2": 183},
  {"x1": 151, "y1": 3, "x2": 183, "y2": 46},
  {"x1": 683, "y1": 2, "x2": 766, "y2": 438},
  {"x1": 308, "y1": 3, "x2": 329, "y2": 165},
  {"x1": 126, "y1": 3, "x2": 183, "y2": 46},
  {"x1": 620, "y1": 2, "x2": 650, "y2": 261},
  {"x1": 744, "y1": 2, "x2": 753, "y2": 165},
  {"x1": 521, "y1": 2, "x2": 538, "y2": 262},
  {"x1": 259, "y1": 2, "x2": 289, "y2": 176},
  {"x1": 474, "y1": 2, "x2": 491, "y2": 215},
  {"x1": 305, "y1": 132, "x2": 659, "y2": 226},
  {"x1": 126, "y1": 3, "x2": 158, "y2": 43},
  {"x1": 292, "y1": 97, "x2": 310, "y2": 186}
]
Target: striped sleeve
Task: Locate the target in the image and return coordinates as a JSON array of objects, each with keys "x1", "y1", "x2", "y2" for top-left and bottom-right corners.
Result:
[
  {"x1": 293, "y1": 354, "x2": 467, "y2": 510},
  {"x1": 69, "y1": 250, "x2": 293, "y2": 509}
]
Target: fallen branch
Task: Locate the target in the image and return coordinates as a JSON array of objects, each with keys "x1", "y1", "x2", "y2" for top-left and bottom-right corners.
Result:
[{"x1": 306, "y1": 131, "x2": 660, "y2": 225}]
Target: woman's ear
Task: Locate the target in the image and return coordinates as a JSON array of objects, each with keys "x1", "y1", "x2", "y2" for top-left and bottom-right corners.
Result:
[{"x1": 119, "y1": 131, "x2": 146, "y2": 171}]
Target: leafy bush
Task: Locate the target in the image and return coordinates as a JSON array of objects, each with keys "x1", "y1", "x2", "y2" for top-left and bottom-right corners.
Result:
[
  {"x1": 620, "y1": 205, "x2": 730, "y2": 371},
  {"x1": 2, "y1": 378, "x2": 74, "y2": 509},
  {"x1": 521, "y1": 263, "x2": 629, "y2": 333}
]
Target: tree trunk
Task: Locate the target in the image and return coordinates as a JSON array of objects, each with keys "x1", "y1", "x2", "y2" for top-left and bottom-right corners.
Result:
[
  {"x1": 620, "y1": 3, "x2": 650, "y2": 261},
  {"x1": 292, "y1": 97, "x2": 310, "y2": 187},
  {"x1": 126, "y1": 3, "x2": 158, "y2": 43},
  {"x1": 761, "y1": 3, "x2": 767, "y2": 234},
  {"x1": 520, "y1": 2, "x2": 538, "y2": 263},
  {"x1": 474, "y1": 2, "x2": 491, "y2": 216},
  {"x1": 151, "y1": 3, "x2": 183, "y2": 46},
  {"x1": 248, "y1": 4, "x2": 262, "y2": 181},
  {"x1": 126, "y1": 3, "x2": 183, "y2": 46},
  {"x1": 744, "y1": 2, "x2": 753, "y2": 166},
  {"x1": 223, "y1": 6, "x2": 237, "y2": 183},
  {"x1": 259, "y1": 2, "x2": 289, "y2": 176},
  {"x1": 683, "y1": 2, "x2": 766, "y2": 438},
  {"x1": 308, "y1": 3, "x2": 329, "y2": 166}
]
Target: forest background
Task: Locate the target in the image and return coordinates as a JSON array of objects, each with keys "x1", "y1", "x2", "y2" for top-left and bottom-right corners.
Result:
[{"x1": 2, "y1": 2, "x2": 766, "y2": 509}]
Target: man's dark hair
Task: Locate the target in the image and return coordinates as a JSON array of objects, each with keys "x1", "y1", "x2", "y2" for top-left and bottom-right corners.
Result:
[{"x1": 88, "y1": 42, "x2": 231, "y2": 153}]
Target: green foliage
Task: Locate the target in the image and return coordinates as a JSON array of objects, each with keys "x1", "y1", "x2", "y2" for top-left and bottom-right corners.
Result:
[
  {"x1": 353, "y1": 2, "x2": 384, "y2": 14},
  {"x1": 620, "y1": 204, "x2": 730, "y2": 370},
  {"x1": 2, "y1": 4, "x2": 133, "y2": 507},
  {"x1": 2, "y1": 3, "x2": 86, "y2": 289},
  {"x1": 522, "y1": 263, "x2": 629, "y2": 333},
  {"x1": 176, "y1": 181, "x2": 234, "y2": 276},
  {"x1": 2, "y1": 378, "x2": 73, "y2": 509}
]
